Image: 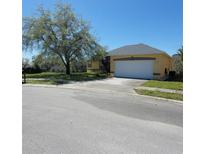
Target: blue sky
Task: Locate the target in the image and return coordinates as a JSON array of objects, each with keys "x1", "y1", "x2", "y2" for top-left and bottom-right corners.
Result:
[{"x1": 23, "y1": 0, "x2": 182, "y2": 57}]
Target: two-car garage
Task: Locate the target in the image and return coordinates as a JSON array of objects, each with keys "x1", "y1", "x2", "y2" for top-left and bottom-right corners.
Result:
[
  {"x1": 114, "y1": 60, "x2": 154, "y2": 79},
  {"x1": 108, "y1": 43, "x2": 172, "y2": 80}
]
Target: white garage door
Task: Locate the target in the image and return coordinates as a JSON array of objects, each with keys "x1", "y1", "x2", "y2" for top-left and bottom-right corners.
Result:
[{"x1": 114, "y1": 60, "x2": 154, "y2": 79}]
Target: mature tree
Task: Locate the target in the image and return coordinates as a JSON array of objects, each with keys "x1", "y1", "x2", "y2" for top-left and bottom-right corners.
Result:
[
  {"x1": 71, "y1": 58, "x2": 87, "y2": 72},
  {"x1": 23, "y1": 2, "x2": 100, "y2": 74}
]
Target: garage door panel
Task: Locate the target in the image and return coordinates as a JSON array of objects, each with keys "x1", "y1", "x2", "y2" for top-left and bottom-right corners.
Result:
[{"x1": 114, "y1": 60, "x2": 154, "y2": 79}]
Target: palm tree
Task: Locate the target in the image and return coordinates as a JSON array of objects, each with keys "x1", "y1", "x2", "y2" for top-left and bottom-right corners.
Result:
[{"x1": 177, "y1": 46, "x2": 183, "y2": 62}]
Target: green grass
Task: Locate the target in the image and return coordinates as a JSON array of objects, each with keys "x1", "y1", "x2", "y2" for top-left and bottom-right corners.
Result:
[
  {"x1": 24, "y1": 72, "x2": 108, "y2": 85},
  {"x1": 142, "y1": 80, "x2": 183, "y2": 90},
  {"x1": 26, "y1": 72, "x2": 70, "y2": 79},
  {"x1": 135, "y1": 89, "x2": 183, "y2": 101}
]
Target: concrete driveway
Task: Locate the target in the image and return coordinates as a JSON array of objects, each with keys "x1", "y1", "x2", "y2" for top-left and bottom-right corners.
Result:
[
  {"x1": 23, "y1": 84, "x2": 183, "y2": 154},
  {"x1": 61, "y1": 77, "x2": 147, "y2": 94}
]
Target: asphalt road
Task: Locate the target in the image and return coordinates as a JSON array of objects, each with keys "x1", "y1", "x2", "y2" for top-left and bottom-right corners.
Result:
[{"x1": 23, "y1": 86, "x2": 183, "y2": 154}]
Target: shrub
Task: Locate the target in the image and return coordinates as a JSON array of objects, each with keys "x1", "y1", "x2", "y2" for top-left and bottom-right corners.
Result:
[{"x1": 166, "y1": 71, "x2": 183, "y2": 82}]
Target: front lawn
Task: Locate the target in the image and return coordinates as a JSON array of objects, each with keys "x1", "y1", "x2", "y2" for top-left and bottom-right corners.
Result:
[
  {"x1": 26, "y1": 72, "x2": 69, "y2": 79},
  {"x1": 24, "y1": 72, "x2": 108, "y2": 85},
  {"x1": 135, "y1": 89, "x2": 183, "y2": 101},
  {"x1": 142, "y1": 80, "x2": 183, "y2": 90}
]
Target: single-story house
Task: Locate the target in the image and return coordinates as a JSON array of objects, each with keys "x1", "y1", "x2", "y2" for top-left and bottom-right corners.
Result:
[{"x1": 87, "y1": 43, "x2": 172, "y2": 80}]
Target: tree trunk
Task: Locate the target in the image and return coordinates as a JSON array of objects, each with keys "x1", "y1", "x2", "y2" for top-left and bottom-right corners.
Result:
[{"x1": 65, "y1": 62, "x2": 70, "y2": 75}]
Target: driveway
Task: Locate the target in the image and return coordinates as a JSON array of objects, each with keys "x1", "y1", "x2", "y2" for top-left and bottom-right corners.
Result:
[
  {"x1": 23, "y1": 85, "x2": 183, "y2": 154},
  {"x1": 61, "y1": 77, "x2": 147, "y2": 94}
]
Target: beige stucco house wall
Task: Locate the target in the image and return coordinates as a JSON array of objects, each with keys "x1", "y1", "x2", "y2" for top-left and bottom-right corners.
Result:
[{"x1": 87, "y1": 60, "x2": 101, "y2": 72}]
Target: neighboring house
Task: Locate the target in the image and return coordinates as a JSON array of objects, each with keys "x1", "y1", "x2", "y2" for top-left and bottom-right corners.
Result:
[{"x1": 87, "y1": 43, "x2": 172, "y2": 80}]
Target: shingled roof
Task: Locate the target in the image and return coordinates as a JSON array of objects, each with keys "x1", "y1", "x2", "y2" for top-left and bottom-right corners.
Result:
[{"x1": 108, "y1": 43, "x2": 170, "y2": 57}]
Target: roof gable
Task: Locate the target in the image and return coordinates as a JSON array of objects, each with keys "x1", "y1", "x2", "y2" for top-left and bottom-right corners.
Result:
[{"x1": 108, "y1": 43, "x2": 170, "y2": 57}]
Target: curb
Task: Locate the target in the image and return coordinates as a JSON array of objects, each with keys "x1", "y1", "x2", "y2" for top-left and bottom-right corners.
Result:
[
  {"x1": 133, "y1": 92, "x2": 183, "y2": 104},
  {"x1": 134, "y1": 88, "x2": 183, "y2": 104},
  {"x1": 23, "y1": 84, "x2": 58, "y2": 88},
  {"x1": 22, "y1": 84, "x2": 119, "y2": 94}
]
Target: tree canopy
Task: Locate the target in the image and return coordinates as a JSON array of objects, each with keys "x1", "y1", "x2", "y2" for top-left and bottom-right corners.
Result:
[
  {"x1": 91, "y1": 47, "x2": 107, "y2": 61},
  {"x1": 22, "y1": 58, "x2": 30, "y2": 70},
  {"x1": 23, "y1": 2, "x2": 103, "y2": 74},
  {"x1": 32, "y1": 52, "x2": 65, "y2": 72}
]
